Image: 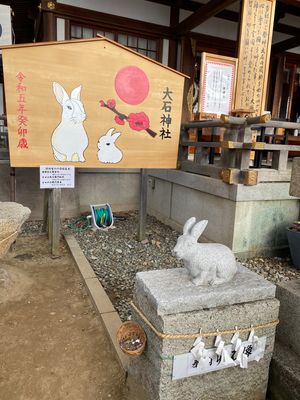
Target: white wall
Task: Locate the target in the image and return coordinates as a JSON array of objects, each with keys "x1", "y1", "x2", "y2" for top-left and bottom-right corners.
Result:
[
  {"x1": 57, "y1": 0, "x2": 170, "y2": 26},
  {"x1": 179, "y1": 10, "x2": 238, "y2": 41}
]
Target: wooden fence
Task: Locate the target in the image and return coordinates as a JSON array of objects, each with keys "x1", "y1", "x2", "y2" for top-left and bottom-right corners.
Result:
[{"x1": 179, "y1": 114, "x2": 300, "y2": 185}]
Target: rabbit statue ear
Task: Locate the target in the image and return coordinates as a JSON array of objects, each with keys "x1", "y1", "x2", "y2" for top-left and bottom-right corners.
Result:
[
  {"x1": 183, "y1": 217, "x2": 196, "y2": 235},
  {"x1": 111, "y1": 132, "x2": 121, "y2": 141},
  {"x1": 190, "y1": 220, "x2": 208, "y2": 240},
  {"x1": 71, "y1": 85, "x2": 82, "y2": 101},
  {"x1": 53, "y1": 82, "x2": 69, "y2": 105}
]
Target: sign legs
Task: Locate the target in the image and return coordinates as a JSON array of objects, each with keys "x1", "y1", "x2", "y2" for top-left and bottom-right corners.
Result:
[
  {"x1": 137, "y1": 169, "x2": 148, "y2": 242},
  {"x1": 43, "y1": 188, "x2": 61, "y2": 257}
]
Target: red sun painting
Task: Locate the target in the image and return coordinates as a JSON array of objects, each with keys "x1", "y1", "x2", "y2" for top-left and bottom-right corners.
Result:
[{"x1": 114, "y1": 66, "x2": 149, "y2": 105}]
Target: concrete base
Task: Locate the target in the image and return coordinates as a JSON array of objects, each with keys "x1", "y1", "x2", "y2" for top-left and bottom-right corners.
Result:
[
  {"x1": 268, "y1": 343, "x2": 300, "y2": 400},
  {"x1": 268, "y1": 279, "x2": 300, "y2": 400},
  {"x1": 129, "y1": 265, "x2": 279, "y2": 400},
  {"x1": 147, "y1": 170, "x2": 300, "y2": 257},
  {"x1": 275, "y1": 279, "x2": 300, "y2": 355}
]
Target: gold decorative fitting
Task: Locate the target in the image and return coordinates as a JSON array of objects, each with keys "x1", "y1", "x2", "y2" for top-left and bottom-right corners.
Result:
[{"x1": 47, "y1": 1, "x2": 56, "y2": 10}]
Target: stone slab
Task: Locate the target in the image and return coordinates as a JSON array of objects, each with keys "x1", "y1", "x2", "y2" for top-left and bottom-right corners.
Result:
[
  {"x1": 64, "y1": 234, "x2": 128, "y2": 372},
  {"x1": 65, "y1": 234, "x2": 96, "y2": 279},
  {"x1": 290, "y1": 157, "x2": 300, "y2": 197},
  {"x1": 268, "y1": 342, "x2": 300, "y2": 400},
  {"x1": 135, "y1": 264, "x2": 276, "y2": 315},
  {"x1": 275, "y1": 279, "x2": 300, "y2": 356}
]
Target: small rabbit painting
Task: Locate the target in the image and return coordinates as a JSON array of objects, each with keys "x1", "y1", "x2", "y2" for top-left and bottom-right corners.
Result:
[
  {"x1": 97, "y1": 128, "x2": 123, "y2": 164},
  {"x1": 173, "y1": 217, "x2": 237, "y2": 286},
  {"x1": 51, "y1": 82, "x2": 88, "y2": 162}
]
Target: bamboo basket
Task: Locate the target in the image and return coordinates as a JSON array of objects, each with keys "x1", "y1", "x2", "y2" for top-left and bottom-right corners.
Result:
[{"x1": 117, "y1": 321, "x2": 146, "y2": 357}]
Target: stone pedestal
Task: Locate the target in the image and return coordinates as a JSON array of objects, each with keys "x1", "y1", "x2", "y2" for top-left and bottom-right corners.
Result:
[{"x1": 129, "y1": 264, "x2": 279, "y2": 400}]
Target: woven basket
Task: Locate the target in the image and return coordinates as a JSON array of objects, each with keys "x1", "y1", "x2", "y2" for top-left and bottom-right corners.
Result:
[{"x1": 117, "y1": 321, "x2": 146, "y2": 357}]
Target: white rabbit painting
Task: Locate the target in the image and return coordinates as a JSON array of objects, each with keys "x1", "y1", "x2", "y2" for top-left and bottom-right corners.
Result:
[
  {"x1": 97, "y1": 128, "x2": 123, "y2": 164},
  {"x1": 173, "y1": 217, "x2": 237, "y2": 286},
  {"x1": 51, "y1": 82, "x2": 88, "y2": 162}
]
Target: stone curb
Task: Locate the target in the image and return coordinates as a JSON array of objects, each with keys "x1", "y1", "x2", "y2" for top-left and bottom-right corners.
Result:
[{"x1": 64, "y1": 234, "x2": 129, "y2": 373}]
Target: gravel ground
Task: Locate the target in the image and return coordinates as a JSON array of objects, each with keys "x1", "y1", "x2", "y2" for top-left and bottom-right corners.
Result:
[{"x1": 22, "y1": 212, "x2": 300, "y2": 321}]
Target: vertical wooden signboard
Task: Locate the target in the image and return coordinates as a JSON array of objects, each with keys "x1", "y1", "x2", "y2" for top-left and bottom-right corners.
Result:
[{"x1": 234, "y1": 0, "x2": 276, "y2": 115}]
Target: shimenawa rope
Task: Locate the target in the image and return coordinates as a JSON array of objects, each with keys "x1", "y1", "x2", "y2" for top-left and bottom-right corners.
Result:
[{"x1": 130, "y1": 301, "x2": 279, "y2": 340}]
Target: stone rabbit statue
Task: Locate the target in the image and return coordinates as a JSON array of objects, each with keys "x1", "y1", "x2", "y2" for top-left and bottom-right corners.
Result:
[{"x1": 173, "y1": 217, "x2": 237, "y2": 286}]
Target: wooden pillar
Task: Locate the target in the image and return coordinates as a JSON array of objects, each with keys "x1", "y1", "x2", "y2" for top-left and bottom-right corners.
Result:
[
  {"x1": 41, "y1": 0, "x2": 57, "y2": 41},
  {"x1": 168, "y1": 1, "x2": 181, "y2": 69},
  {"x1": 180, "y1": 36, "x2": 195, "y2": 122},
  {"x1": 271, "y1": 55, "x2": 285, "y2": 118},
  {"x1": 47, "y1": 188, "x2": 61, "y2": 257},
  {"x1": 137, "y1": 169, "x2": 148, "y2": 242},
  {"x1": 10, "y1": 167, "x2": 16, "y2": 202}
]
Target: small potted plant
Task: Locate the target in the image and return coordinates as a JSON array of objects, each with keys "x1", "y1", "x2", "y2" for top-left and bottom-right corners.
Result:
[{"x1": 287, "y1": 221, "x2": 300, "y2": 269}]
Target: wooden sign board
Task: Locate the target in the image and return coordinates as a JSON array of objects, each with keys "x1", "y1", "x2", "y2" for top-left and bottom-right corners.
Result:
[
  {"x1": 199, "y1": 52, "x2": 238, "y2": 120},
  {"x1": 234, "y1": 0, "x2": 276, "y2": 115},
  {"x1": 2, "y1": 38, "x2": 186, "y2": 168}
]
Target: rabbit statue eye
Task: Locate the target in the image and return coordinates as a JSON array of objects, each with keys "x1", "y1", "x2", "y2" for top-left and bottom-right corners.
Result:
[
  {"x1": 67, "y1": 105, "x2": 72, "y2": 110},
  {"x1": 106, "y1": 143, "x2": 110, "y2": 146}
]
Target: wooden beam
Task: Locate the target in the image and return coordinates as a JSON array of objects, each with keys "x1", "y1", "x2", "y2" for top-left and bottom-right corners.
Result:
[
  {"x1": 277, "y1": 0, "x2": 300, "y2": 13},
  {"x1": 272, "y1": 36, "x2": 300, "y2": 54},
  {"x1": 168, "y1": 0, "x2": 180, "y2": 69},
  {"x1": 278, "y1": 0, "x2": 300, "y2": 7},
  {"x1": 275, "y1": 23, "x2": 300, "y2": 37},
  {"x1": 174, "y1": 0, "x2": 238, "y2": 35}
]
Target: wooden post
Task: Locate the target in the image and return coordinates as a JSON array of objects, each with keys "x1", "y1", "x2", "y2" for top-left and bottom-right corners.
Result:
[
  {"x1": 138, "y1": 169, "x2": 148, "y2": 242},
  {"x1": 220, "y1": 127, "x2": 239, "y2": 168},
  {"x1": 10, "y1": 167, "x2": 16, "y2": 202},
  {"x1": 42, "y1": 189, "x2": 50, "y2": 232},
  {"x1": 272, "y1": 150, "x2": 288, "y2": 171},
  {"x1": 236, "y1": 126, "x2": 252, "y2": 170},
  {"x1": 48, "y1": 188, "x2": 61, "y2": 257}
]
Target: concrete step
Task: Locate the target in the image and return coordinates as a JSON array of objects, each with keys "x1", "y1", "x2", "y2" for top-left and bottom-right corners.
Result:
[
  {"x1": 275, "y1": 279, "x2": 300, "y2": 357},
  {"x1": 268, "y1": 342, "x2": 300, "y2": 400}
]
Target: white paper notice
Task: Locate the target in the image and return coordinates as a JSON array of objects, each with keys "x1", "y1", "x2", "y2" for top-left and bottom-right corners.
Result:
[
  {"x1": 201, "y1": 61, "x2": 235, "y2": 115},
  {"x1": 172, "y1": 336, "x2": 266, "y2": 380},
  {"x1": 40, "y1": 165, "x2": 75, "y2": 189}
]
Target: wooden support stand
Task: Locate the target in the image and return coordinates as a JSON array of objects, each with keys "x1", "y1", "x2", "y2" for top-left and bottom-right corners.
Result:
[
  {"x1": 179, "y1": 115, "x2": 300, "y2": 186},
  {"x1": 43, "y1": 188, "x2": 61, "y2": 257},
  {"x1": 137, "y1": 169, "x2": 148, "y2": 242}
]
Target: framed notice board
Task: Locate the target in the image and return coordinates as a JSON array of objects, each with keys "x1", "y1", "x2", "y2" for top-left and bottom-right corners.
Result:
[{"x1": 199, "y1": 53, "x2": 238, "y2": 119}]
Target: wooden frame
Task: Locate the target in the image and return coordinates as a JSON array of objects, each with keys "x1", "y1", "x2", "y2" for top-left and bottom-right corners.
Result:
[
  {"x1": 2, "y1": 37, "x2": 186, "y2": 169},
  {"x1": 199, "y1": 52, "x2": 238, "y2": 119}
]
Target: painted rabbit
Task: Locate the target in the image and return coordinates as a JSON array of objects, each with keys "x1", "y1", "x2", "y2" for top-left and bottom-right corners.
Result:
[
  {"x1": 173, "y1": 217, "x2": 237, "y2": 286},
  {"x1": 97, "y1": 128, "x2": 123, "y2": 163},
  {"x1": 51, "y1": 82, "x2": 88, "y2": 162}
]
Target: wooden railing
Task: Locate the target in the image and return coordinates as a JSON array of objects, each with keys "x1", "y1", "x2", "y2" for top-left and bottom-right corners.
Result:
[{"x1": 179, "y1": 114, "x2": 300, "y2": 185}]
